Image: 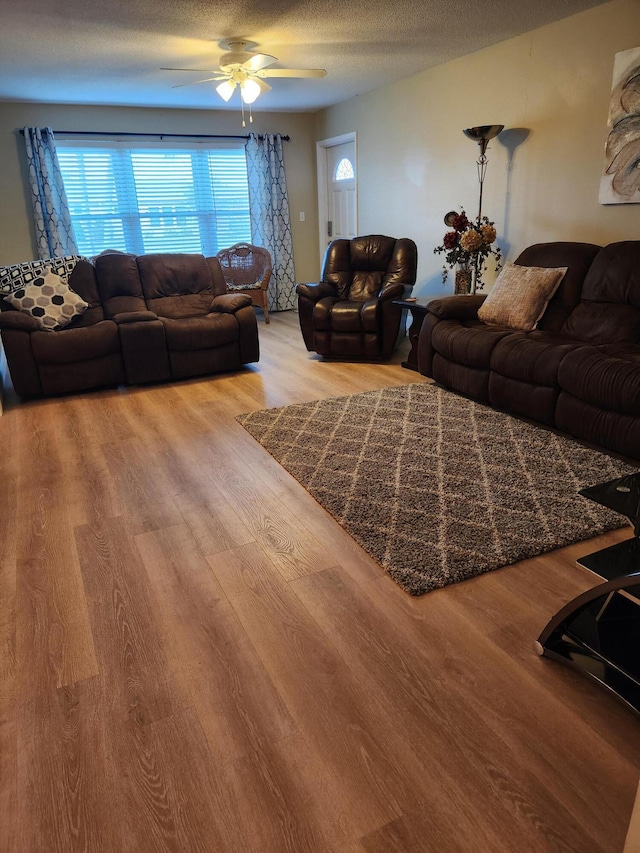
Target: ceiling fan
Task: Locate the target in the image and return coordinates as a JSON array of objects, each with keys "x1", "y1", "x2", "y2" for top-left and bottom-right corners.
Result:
[{"x1": 162, "y1": 39, "x2": 327, "y2": 121}]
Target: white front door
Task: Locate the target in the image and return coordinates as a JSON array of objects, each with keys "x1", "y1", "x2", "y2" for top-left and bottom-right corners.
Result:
[{"x1": 317, "y1": 134, "x2": 358, "y2": 268}]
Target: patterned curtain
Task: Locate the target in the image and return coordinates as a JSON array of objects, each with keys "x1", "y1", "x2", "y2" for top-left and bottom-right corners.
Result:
[
  {"x1": 23, "y1": 127, "x2": 78, "y2": 259},
  {"x1": 245, "y1": 133, "x2": 296, "y2": 311}
]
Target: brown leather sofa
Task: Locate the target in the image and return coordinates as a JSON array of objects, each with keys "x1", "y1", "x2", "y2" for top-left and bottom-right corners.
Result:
[
  {"x1": 417, "y1": 241, "x2": 640, "y2": 461},
  {"x1": 0, "y1": 252, "x2": 259, "y2": 397},
  {"x1": 296, "y1": 235, "x2": 418, "y2": 359}
]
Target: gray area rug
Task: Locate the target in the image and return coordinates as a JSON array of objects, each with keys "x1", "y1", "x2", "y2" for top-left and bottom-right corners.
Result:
[{"x1": 237, "y1": 384, "x2": 636, "y2": 595}]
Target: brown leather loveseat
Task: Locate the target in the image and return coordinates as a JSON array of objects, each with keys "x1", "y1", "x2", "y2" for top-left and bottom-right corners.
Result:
[
  {"x1": 418, "y1": 241, "x2": 640, "y2": 461},
  {"x1": 0, "y1": 252, "x2": 259, "y2": 397}
]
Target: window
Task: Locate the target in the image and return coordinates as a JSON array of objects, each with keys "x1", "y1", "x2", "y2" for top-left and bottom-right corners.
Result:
[
  {"x1": 56, "y1": 139, "x2": 252, "y2": 256},
  {"x1": 334, "y1": 157, "x2": 355, "y2": 181}
]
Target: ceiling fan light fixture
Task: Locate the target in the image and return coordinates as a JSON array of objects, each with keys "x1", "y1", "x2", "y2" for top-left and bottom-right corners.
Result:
[
  {"x1": 165, "y1": 39, "x2": 326, "y2": 124},
  {"x1": 240, "y1": 77, "x2": 261, "y2": 105},
  {"x1": 216, "y1": 80, "x2": 236, "y2": 102}
]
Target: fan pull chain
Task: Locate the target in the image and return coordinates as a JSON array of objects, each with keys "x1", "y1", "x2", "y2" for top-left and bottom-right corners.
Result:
[{"x1": 241, "y1": 96, "x2": 246, "y2": 128}]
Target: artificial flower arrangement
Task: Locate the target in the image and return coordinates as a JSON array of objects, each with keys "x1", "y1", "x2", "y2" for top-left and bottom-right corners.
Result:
[{"x1": 433, "y1": 210, "x2": 501, "y2": 290}]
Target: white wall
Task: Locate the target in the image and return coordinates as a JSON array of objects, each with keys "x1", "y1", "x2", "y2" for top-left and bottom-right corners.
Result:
[
  {"x1": 314, "y1": 0, "x2": 640, "y2": 296},
  {"x1": 0, "y1": 103, "x2": 320, "y2": 281}
]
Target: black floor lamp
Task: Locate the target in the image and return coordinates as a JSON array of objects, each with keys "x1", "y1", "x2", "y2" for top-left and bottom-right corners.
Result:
[{"x1": 463, "y1": 125, "x2": 504, "y2": 292}]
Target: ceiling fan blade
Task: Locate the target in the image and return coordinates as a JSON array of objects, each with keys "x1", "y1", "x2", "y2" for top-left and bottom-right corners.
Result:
[
  {"x1": 259, "y1": 68, "x2": 327, "y2": 79},
  {"x1": 255, "y1": 78, "x2": 272, "y2": 94},
  {"x1": 161, "y1": 67, "x2": 217, "y2": 74},
  {"x1": 242, "y1": 53, "x2": 277, "y2": 72},
  {"x1": 171, "y1": 76, "x2": 227, "y2": 88}
]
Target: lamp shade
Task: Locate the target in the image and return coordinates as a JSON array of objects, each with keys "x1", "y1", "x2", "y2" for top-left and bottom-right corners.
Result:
[
  {"x1": 216, "y1": 80, "x2": 236, "y2": 102},
  {"x1": 240, "y1": 77, "x2": 261, "y2": 105},
  {"x1": 463, "y1": 125, "x2": 504, "y2": 143}
]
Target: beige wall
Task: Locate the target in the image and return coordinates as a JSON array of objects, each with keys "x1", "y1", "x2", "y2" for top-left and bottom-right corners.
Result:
[
  {"x1": 314, "y1": 0, "x2": 640, "y2": 296},
  {"x1": 0, "y1": 103, "x2": 320, "y2": 280},
  {"x1": 3, "y1": 0, "x2": 640, "y2": 293}
]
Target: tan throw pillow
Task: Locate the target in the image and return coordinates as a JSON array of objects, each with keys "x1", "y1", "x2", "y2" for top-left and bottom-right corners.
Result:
[
  {"x1": 477, "y1": 263, "x2": 567, "y2": 331},
  {"x1": 4, "y1": 267, "x2": 89, "y2": 331}
]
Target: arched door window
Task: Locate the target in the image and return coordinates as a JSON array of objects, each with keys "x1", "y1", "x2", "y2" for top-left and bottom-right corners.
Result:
[{"x1": 334, "y1": 158, "x2": 355, "y2": 181}]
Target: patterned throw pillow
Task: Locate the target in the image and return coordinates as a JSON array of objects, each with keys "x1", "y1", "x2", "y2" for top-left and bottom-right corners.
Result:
[
  {"x1": 477, "y1": 263, "x2": 568, "y2": 331},
  {"x1": 4, "y1": 268, "x2": 89, "y2": 331},
  {"x1": 0, "y1": 255, "x2": 84, "y2": 295},
  {"x1": 227, "y1": 282, "x2": 261, "y2": 291}
]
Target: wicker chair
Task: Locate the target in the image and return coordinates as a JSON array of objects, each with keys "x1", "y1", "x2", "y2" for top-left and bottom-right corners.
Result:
[{"x1": 216, "y1": 243, "x2": 273, "y2": 324}]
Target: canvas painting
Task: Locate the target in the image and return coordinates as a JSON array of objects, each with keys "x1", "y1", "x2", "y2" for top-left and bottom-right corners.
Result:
[{"x1": 599, "y1": 46, "x2": 640, "y2": 205}]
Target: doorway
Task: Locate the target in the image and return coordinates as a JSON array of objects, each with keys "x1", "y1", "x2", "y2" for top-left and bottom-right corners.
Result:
[{"x1": 316, "y1": 132, "x2": 358, "y2": 269}]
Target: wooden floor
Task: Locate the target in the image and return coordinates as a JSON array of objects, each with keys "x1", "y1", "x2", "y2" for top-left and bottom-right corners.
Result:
[{"x1": 2, "y1": 310, "x2": 639, "y2": 852}]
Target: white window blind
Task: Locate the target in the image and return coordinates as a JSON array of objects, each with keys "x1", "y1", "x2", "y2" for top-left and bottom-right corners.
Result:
[{"x1": 56, "y1": 139, "x2": 252, "y2": 257}]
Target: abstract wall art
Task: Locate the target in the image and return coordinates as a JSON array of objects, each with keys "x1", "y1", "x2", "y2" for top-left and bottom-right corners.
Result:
[{"x1": 600, "y1": 46, "x2": 640, "y2": 205}]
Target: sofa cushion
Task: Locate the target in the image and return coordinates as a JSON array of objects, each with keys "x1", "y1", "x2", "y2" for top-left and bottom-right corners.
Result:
[
  {"x1": 490, "y1": 331, "x2": 584, "y2": 386},
  {"x1": 327, "y1": 300, "x2": 379, "y2": 333},
  {"x1": 138, "y1": 253, "x2": 213, "y2": 300},
  {"x1": 94, "y1": 252, "x2": 146, "y2": 318},
  {"x1": 431, "y1": 320, "x2": 513, "y2": 369},
  {"x1": 149, "y1": 293, "x2": 214, "y2": 319},
  {"x1": 66, "y1": 259, "x2": 102, "y2": 307},
  {"x1": 312, "y1": 297, "x2": 341, "y2": 331},
  {"x1": 556, "y1": 393, "x2": 640, "y2": 462},
  {"x1": 427, "y1": 294, "x2": 485, "y2": 321},
  {"x1": 4, "y1": 268, "x2": 89, "y2": 331},
  {"x1": 562, "y1": 301, "x2": 640, "y2": 343},
  {"x1": 31, "y1": 320, "x2": 120, "y2": 364},
  {"x1": 159, "y1": 314, "x2": 239, "y2": 351},
  {"x1": 432, "y1": 355, "x2": 491, "y2": 402},
  {"x1": 557, "y1": 343, "x2": 640, "y2": 415},
  {"x1": 66, "y1": 305, "x2": 105, "y2": 328},
  {"x1": 488, "y1": 373, "x2": 560, "y2": 427},
  {"x1": 561, "y1": 241, "x2": 640, "y2": 343},
  {"x1": 579, "y1": 241, "x2": 640, "y2": 305},
  {"x1": 477, "y1": 263, "x2": 567, "y2": 331},
  {"x1": 349, "y1": 271, "x2": 384, "y2": 301},
  {"x1": 514, "y1": 242, "x2": 601, "y2": 332},
  {"x1": 211, "y1": 294, "x2": 252, "y2": 314}
]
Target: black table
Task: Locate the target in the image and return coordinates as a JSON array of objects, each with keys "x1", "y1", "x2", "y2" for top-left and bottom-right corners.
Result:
[
  {"x1": 576, "y1": 473, "x2": 640, "y2": 577},
  {"x1": 537, "y1": 472, "x2": 640, "y2": 717},
  {"x1": 394, "y1": 296, "x2": 446, "y2": 371}
]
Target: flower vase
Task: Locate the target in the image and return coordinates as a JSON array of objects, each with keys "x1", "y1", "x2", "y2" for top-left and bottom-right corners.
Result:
[{"x1": 454, "y1": 264, "x2": 472, "y2": 295}]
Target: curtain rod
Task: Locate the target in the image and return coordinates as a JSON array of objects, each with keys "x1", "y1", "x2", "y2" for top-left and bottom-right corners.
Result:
[{"x1": 19, "y1": 129, "x2": 290, "y2": 141}]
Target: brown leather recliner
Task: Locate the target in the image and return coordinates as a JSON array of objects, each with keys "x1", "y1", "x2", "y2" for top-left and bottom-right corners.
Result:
[{"x1": 296, "y1": 235, "x2": 418, "y2": 359}]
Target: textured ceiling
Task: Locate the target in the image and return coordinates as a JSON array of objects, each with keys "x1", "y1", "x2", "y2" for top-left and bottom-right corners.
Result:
[{"x1": 0, "y1": 0, "x2": 608, "y2": 112}]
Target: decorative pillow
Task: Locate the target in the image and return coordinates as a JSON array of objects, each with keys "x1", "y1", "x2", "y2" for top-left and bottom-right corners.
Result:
[
  {"x1": 477, "y1": 263, "x2": 567, "y2": 331},
  {"x1": 0, "y1": 255, "x2": 84, "y2": 295},
  {"x1": 226, "y1": 282, "x2": 261, "y2": 291},
  {"x1": 4, "y1": 268, "x2": 89, "y2": 331}
]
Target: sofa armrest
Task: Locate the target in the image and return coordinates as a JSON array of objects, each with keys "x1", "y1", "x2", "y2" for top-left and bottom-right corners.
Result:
[
  {"x1": 0, "y1": 310, "x2": 41, "y2": 331},
  {"x1": 426, "y1": 294, "x2": 486, "y2": 321},
  {"x1": 296, "y1": 281, "x2": 338, "y2": 302},
  {"x1": 210, "y1": 293, "x2": 252, "y2": 314},
  {"x1": 379, "y1": 282, "x2": 406, "y2": 302},
  {"x1": 113, "y1": 310, "x2": 159, "y2": 324}
]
